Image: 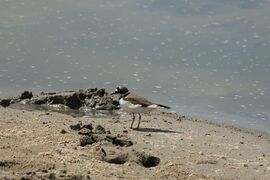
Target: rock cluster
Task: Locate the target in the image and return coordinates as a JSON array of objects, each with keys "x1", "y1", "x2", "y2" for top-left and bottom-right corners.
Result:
[{"x1": 0, "y1": 88, "x2": 120, "y2": 111}]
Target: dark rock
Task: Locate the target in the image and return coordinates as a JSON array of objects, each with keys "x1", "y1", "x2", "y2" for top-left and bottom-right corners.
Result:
[
  {"x1": 70, "y1": 122, "x2": 82, "y2": 131},
  {"x1": 20, "y1": 91, "x2": 33, "y2": 99},
  {"x1": 48, "y1": 173, "x2": 56, "y2": 179},
  {"x1": 95, "y1": 125, "x2": 106, "y2": 134},
  {"x1": 112, "y1": 100, "x2": 119, "y2": 106},
  {"x1": 0, "y1": 160, "x2": 17, "y2": 168},
  {"x1": 60, "y1": 129, "x2": 67, "y2": 134},
  {"x1": 60, "y1": 170, "x2": 67, "y2": 174},
  {"x1": 81, "y1": 123, "x2": 93, "y2": 131},
  {"x1": 95, "y1": 88, "x2": 106, "y2": 97},
  {"x1": 30, "y1": 97, "x2": 47, "y2": 105},
  {"x1": 20, "y1": 176, "x2": 29, "y2": 180},
  {"x1": 48, "y1": 95, "x2": 65, "y2": 104},
  {"x1": 79, "y1": 135, "x2": 99, "y2": 147},
  {"x1": 65, "y1": 93, "x2": 82, "y2": 109},
  {"x1": 41, "y1": 169, "x2": 48, "y2": 173},
  {"x1": 70, "y1": 175, "x2": 83, "y2": 180},
  {"x1": 0, "y1": 99, "x2": 12, "y2": 107}
]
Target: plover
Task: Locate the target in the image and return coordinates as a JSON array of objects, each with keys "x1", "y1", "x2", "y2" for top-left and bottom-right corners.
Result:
[{"x1": 111, "y1": 85, "x2": 170, "y2": 129}]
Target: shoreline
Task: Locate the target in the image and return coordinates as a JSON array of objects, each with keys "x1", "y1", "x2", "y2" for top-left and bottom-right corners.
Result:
[
  {"x1": 1, "y1": 88, "x2": 269, "y2": 135},
  {"x1": 1, "y1": 107, "x2": 270, "y2": 179}
]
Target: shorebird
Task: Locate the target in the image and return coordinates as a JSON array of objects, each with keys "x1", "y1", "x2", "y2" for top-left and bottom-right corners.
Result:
[{"x1": 111, "y1": 85, "x2": 170, "y2": 129}]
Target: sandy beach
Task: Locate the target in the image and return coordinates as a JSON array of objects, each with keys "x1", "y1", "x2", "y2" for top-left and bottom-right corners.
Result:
[{"x1": 1, "y1": 106, "x2": 270, "y2": 180}]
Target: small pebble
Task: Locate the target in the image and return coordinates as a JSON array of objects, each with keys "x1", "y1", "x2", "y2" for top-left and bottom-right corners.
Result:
[
  {"x1": 198, "y1": 151, "x2": 204, "y2": 155},
  {"x1": 60, "y1": 129, "x2": 67, "y2": 134}
]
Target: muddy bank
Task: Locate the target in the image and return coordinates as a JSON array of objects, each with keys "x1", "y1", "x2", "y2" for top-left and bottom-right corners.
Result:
[{"x1": 1, "y1": 107, "x2": 270, "y2": 179}]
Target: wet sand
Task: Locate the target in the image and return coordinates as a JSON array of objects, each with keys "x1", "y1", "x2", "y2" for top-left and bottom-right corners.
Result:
[{"x1": 1, "y1": 107, "x2": 270, "y2": 179}]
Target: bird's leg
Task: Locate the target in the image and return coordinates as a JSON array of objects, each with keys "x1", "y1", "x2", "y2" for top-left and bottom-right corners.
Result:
[
  {"x1": 136, "y1": 114, "x2": 141, "y2": 129},
  {"x1": 130, "y1": 113, "x2": 135, "y2": 129}
]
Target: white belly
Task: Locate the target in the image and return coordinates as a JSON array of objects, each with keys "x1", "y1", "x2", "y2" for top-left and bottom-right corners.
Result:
[{"x1": 119, "y1": 98, "x2": 157, "y2": 114}]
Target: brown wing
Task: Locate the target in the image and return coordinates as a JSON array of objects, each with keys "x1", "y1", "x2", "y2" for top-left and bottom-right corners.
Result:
[{"x1": 124, "y1": 93, "x2": 153, "y2": 107}]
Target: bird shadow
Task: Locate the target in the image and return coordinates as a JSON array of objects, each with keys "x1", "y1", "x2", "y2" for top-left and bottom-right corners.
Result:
[{"x1": 133, "y1": 127, "x2": 183, "y2": 134}]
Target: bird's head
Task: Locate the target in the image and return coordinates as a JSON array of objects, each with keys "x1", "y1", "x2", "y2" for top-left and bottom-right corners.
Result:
[{"x1": 111, "y1": 85, "x2": 129, "y2": 95}]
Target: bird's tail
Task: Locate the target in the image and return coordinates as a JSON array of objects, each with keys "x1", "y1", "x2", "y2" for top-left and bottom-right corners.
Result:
[{"x1": 156, "y1": 104, "x2": 170, "y2": 109}]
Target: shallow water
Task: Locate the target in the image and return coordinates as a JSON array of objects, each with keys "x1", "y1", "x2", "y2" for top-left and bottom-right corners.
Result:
[{"x1": 0, "y1": 0, "x2": 270, "y2": 132}]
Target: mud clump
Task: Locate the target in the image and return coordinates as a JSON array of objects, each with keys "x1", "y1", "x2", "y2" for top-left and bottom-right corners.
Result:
[
  {"x1": 105, "y1": 153, "x2": 130, "y2": 165},
  {"x1": 69, "y1": 123, "x2": 134, "y2": 148},
  {"x1": 70, "y1": 122, "x2": 93, "y2": 131},
  {"x1": 80, "y1": 135, "x2": 99, "y2": 147},
  {"x1": 105, "y1": 135, "x2": 133, "y2": 147},
  {"x1": 133, "y1": 151, "x2": 160, "y2": 168}
]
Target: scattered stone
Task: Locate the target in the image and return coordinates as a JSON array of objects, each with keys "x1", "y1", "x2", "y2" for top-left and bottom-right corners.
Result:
[
  {"x1": 95, "y1": 125, "x2": 106, "y2": 134},
  {"x1": 48, "y1": 173, "x2": 56, "y2": 179},
  {"x1": 93, "y1": 145, "x2": 107, "y2": 160},
  {"x1": 70, "y1": 175, "x2": 83, "y2": 180},
  {"x1": 81, "y1": 123, "x2": 93, "y2": 131},
  {"x1": 123, "y1": 130, "x2": 128, "y2": 133},
  {"x1": 70, "y1": 122, "x2": 82, "y2": 131},
  {"x1": 0, "y1": 99, "x2": 12, "y2": 107},
  {"x1": 79, "y1": 135, "x2": 99, "y2": 147},
  {"x1": 20, "y1": 91, "x2": 33, "y2": 99},
  {"x1": 95, "y1": 88, "x2": 106, "y2": 97},
  {"x1": 0, "y1": 160, "x2": 17, "y2": 168},
  {"x1": 65, "y1": 93, "x2": 82, "y2": 109},
  {"x1": 198, "y1": 151, "x2": 204, "y2": 155},
  {"x1": 60, "y1": 170, "x2": 67, "y2": 174},
  {"x1": 176, "y1": 117, "x2": 182, "y2": 121},
  {"x1": 60, "y1": 129, "x2": 67, "y2": 134},
  {"x1": 30, "y1": 97, "x2": 47, "y2": 105},
  {"x1": 26, "y1": 171, "x2": 32, "y2": 175},
  {"x1": 48, "y1": 95, "x2": 65, "y2": 104},
  {"x1": 105, "y1": 153, "x2": 130, "y2": 165},
  {"x1": 41, "y1": 169, "x2": 48, "y2": 173}
]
